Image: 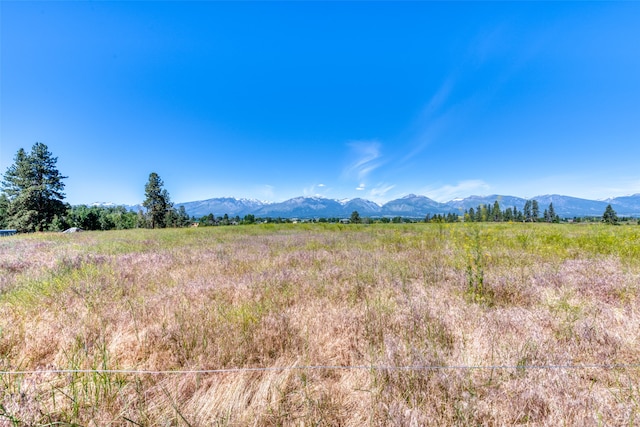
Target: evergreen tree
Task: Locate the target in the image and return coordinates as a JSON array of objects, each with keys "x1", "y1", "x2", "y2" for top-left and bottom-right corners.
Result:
[
  {"x1": 475, "y1": 205, "x2": 483, "y2": 222},
  {"x1": 243, "y1": 214, "x2": 256, "y2": 224},
  {"x1": 504, "y1": 207, "x2": 513, "y2": 222},
  {"x1": 350, "y1": 210, "x2": 361, "y2": 224},
  {"x1": 481, "y1": 204, "x2": 490, "y2": 222},
  {"x1": 602, "y1": 204, "x2": 618, "y2": 225},
  {"x1": 523, "y1": 200, "x2": 532, "y2": 222},
  {"x1": 164, "y1": 205, "x2": 179, "y2": 228},
  {"x1": 1, "y1": 143, "x2": 67, "y2": 232},
  {"x1": 177, "y1": 206, "x2": 191, "y2": 226},
  {"x1": 545, "y1": 203, "x2": 559, "y2": 223},
  {"x1": 49, "y1": 213, "x2": 69, "y2": 232},
  {"x1": 201, "y1": 213, "x2": 215, "y2": 226},
  {"x1": 492, "y1": 201, "x2": 502, "y2": 222},
  {"x1": 136, "y1": 209, "x2": 148, "y2": 228},
  {"x1": 143, "y1": 172, "x2": 172, "y2": 228},
  {"x1": 532, "y1": 200, "x2": 539, "y2": 222},
  {"x1": 0, "y1": 193, "x2": 9, "y2": 228}
]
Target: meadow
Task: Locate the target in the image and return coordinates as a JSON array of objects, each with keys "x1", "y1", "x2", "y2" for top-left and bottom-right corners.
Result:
[{"x1": 1, "y1": 223, "x2": 639, "y2": 426}]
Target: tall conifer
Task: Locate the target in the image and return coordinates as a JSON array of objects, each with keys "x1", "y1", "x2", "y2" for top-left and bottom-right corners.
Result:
[
  {"x1": 143, "y1": 172, "x2": 172, "y2": 228},
  {"x1": 1, "y1": 143, "x2": 67, "y2": 232}
]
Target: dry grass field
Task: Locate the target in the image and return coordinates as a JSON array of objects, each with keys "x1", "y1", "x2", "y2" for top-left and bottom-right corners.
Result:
[{"x1": 1, "y1": 223, "x2": 639, "y2": 426}]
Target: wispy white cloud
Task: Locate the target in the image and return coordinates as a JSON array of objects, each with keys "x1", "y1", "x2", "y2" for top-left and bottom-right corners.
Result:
[
  {"x1": 402, "y1": 77, "x2": 459, "y2": 163},
  {"x1": 356, "y1": 184, "x2": 366, "y2": 191},
  {"x1": 424, "y1": 77, "x2": 455, "y2": 117},
  {"x1": 422, "y1": 180, "x2": 491, "y2": 202},
  {"x1": 343, "y1": 140, "x2": 383, "y2": 182},
  {"x1": 369, "y1": 183, "x2": 396, "y2": 200},
  {"x1": 403, "y1": 24, "x2": 548, "y2": 165},
  {"x1": 303, "y1": 183, "x2": 330, "y2": 198},
  {"x1": 470, "y1": 24, "x2": 509, "y2": 65},
  {"x1": 402, "y1": 115, "x2": 452, "y2": 163}
]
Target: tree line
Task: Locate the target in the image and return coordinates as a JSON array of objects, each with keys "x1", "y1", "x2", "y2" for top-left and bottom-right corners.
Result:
[
  {"x1": 0, "y1": 143, "x2": 191, "y2": 232},
  {"x1": 462, "y1": 200, "x2": 560, "y2": 223},
  {"x1": 0, "y1": 143, "x2": 629, "y2": 232},
  {"x1": 50, "y1": 203, "x2": 191, "y2": 232}
]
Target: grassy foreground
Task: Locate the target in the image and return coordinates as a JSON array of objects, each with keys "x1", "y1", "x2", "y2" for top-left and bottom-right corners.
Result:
[{"x1": 1, "y1": 223, "x2": 639, "y2": 425}]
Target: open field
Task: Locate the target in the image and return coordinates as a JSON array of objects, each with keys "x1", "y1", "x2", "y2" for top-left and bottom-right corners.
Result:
[{"x1": 1, "y1": 223, "x2": 640, "y2": 425}]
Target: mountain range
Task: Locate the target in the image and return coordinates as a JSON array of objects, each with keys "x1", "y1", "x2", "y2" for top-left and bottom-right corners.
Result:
[{"x1": 155, "y1": 193, "x2": 640, "y2": 219}]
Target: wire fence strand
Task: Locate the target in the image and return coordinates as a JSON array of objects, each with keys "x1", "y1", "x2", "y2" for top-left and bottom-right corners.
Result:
[{"x1": 2, "y1": 363, "x2": 640, "y2": 376}]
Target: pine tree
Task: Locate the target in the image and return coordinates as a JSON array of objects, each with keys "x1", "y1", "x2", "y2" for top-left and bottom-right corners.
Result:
[
  {"x1": 350, "y1": 210, "x2": 361, "y2": 224},
  {"x1": 467, "y1": 207, "x2": 475, "y2": 222},
  {"x1": 474, "y1": 205, "x2": 482, "y2": 222},
  {"x1": 136, "y1": 209, "x2": 148, "y2": 228},
  {"x1": 0, "y1": 193, "x2": 9, "y2": 228},
  {"x1": 548, "y1": 203, "x2": 557, "y2": 223},
  {"x1": 532, "y1": 200, "x2": 539, "y2": 222},
  {"x1": 1, "y1": 143, "x2": 67, "y2": 232},
  {"x1": 504, "y1": 207, "x2": 513, "y2": 222},
  {"x1": 177, "y1": 206, "x2": 190, "y2": 226},
  {"x1": 143, "y1": 172, "x2": 172, "y2": 228},
  {"x1": 492, "y1": 200, "x2": 502, "y2": 222},
  {"x1": 523, "y1": 200, "x2": 532, "y2": 222},
  {"x1": 201, "y1": 213, "x2": 215, "y2": 226},
  {"x1": 602, "y1": 204, "x2": 618, "y2": 225}
]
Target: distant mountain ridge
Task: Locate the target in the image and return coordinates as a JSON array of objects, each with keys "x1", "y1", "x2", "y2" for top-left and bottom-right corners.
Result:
[{"x1": 167, "y1": 193, "x2": 640, "y2": 218}]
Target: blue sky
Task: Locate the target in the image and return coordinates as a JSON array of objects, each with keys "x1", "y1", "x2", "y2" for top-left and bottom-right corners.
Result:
[{"x1": 2, "y1": 1, "x2": 640, "y2": 205}]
